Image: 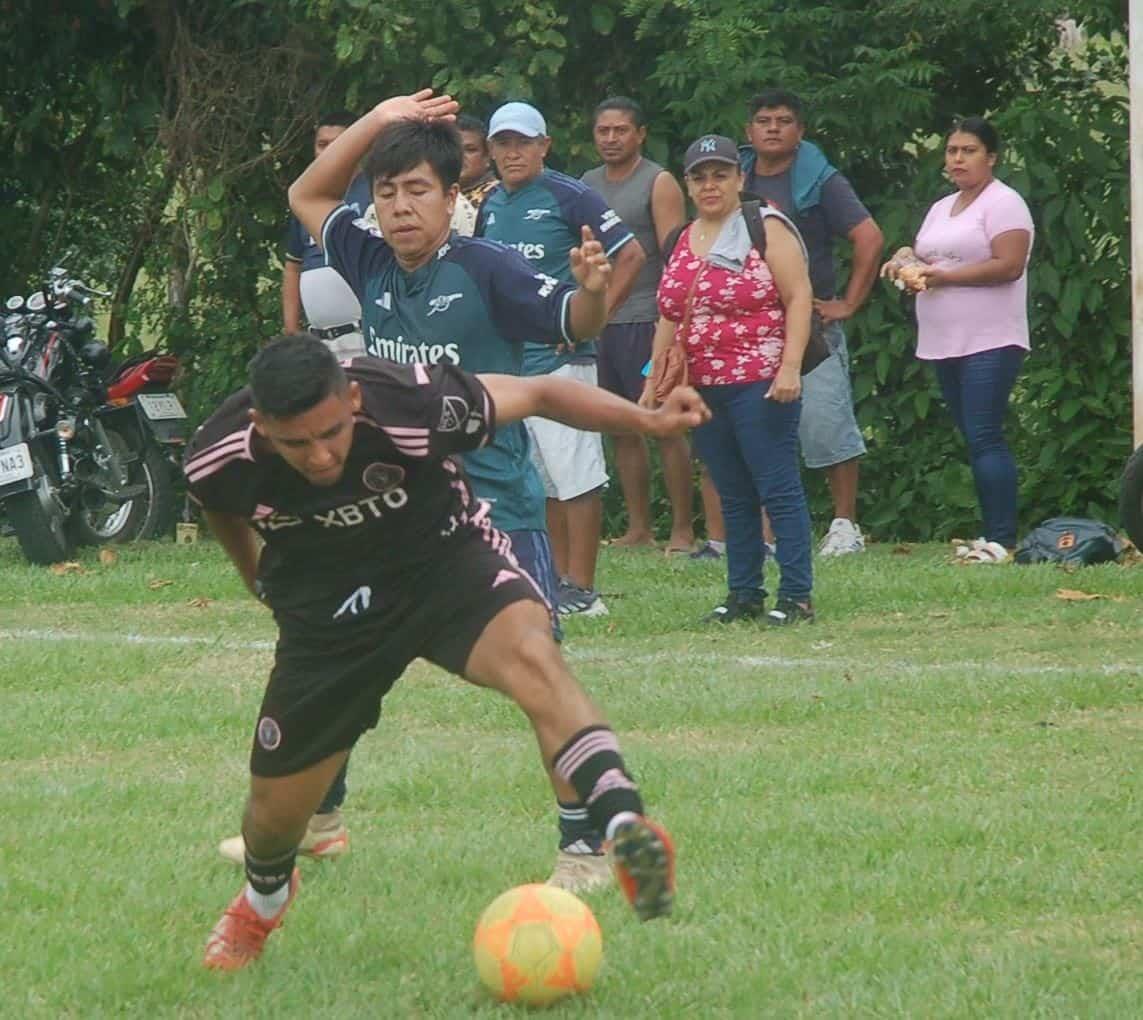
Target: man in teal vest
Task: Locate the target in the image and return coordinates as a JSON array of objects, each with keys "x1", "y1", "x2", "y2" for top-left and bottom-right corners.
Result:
[{"x1": 739, "y1": 88, "x2": 883, "y2": 557}]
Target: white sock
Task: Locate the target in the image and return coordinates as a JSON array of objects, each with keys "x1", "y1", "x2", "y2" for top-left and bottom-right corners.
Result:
[
  {"x1": 708, "y1": 540, "x2": 726, "y2": 553},
  {"x1": 605, "y1": 811, "x2": 640, "y2": 842},
  {"x1": 245, "y1": 882, "x2": 289, "y2": 920}
]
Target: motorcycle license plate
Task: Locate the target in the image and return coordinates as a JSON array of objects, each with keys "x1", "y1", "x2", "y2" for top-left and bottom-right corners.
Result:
[
  {"x1": 0, "y1": 442, "x2": 34, "y2": 485},
  {"x1": 137, "y1": 393, "x2": 187, "y2": 420}
]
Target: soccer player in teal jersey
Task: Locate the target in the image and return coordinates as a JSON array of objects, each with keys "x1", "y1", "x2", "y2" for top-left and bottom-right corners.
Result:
[
  {"x1": 477, "y1": 101, "x2": 645, "y2": 619},
  {"x1": 219, "y1": 90, "x2": 616, "y2": 894}
]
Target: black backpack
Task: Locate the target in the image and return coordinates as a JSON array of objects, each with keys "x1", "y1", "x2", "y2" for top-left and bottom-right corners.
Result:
[
  {"x1": 663, "y1": 197, "x2": 830, "y2": 375},
  {"x1": 1014, "y1": 517, "x2": 1124, "y2": 566}
]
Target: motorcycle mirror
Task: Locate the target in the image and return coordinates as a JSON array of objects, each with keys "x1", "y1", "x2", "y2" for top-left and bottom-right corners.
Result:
[
  {"x1": 5, "y1": 295, "x2": 23, "y2": 311},
  {"x1": 26, "y1": 292, "x2": 46, "y2": 312}
]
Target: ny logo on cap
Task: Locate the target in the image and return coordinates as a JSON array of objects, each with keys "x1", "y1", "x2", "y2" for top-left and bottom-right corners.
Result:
[{"x1": 699, "y1": 137, "x2": 718, "y2": 152}]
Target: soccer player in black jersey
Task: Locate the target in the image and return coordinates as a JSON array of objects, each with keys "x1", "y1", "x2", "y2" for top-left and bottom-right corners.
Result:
[{"x1": 189, "y1": 335, "x2": 709, "y2": 970}]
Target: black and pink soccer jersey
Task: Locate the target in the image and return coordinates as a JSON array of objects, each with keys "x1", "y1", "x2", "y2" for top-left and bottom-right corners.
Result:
[{"x1": 183, "y1": 360, "x2": 497, "y2": 588}]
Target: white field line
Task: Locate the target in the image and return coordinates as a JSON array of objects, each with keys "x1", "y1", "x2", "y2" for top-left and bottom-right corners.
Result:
[
  {"x1": 570, "y1": 647, "x2": 1142, "y2": 678},
  {"x1": 0, "y1": 627, "x2": 276, "y2": 652},
  {"x1": 0, "y1": 627, "x2": 1139, "y2": 678}
]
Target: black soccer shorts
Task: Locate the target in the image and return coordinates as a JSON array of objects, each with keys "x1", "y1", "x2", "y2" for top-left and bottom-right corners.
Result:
[{"x1": 248, "y1": 525, "x2": 547, "y2": 777}]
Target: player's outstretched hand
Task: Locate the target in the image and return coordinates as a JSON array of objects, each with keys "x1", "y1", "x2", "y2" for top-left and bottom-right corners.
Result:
[
  {"x1": 569, "y1": 226, "x2": 612, "y2": 294},
  {"x1": 373, "y1": 89, "x2": 459, "y2": 129},
  {"x1": 648, "y1": 385, "x2": 711, "y2": 436}
]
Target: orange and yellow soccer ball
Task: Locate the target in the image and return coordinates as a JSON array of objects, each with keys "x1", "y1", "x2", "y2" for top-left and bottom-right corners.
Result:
[{"x1": 473, "y1": 883, "x2": 603, "y2": 1006}]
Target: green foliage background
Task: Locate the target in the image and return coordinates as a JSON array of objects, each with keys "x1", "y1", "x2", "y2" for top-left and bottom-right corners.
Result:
[{"x1": 0, "y1": 0, "x2": 1129, "y2": 539}]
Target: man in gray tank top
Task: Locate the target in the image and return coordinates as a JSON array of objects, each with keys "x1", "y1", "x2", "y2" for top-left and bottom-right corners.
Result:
[{"x1": 582, "y1": 97, "x2": 694, "y2": 552}]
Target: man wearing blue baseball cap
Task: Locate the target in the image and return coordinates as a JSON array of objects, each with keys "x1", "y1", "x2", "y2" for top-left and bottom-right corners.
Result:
[{"x1": 478, "y1": 101, "x2": 645, "y2": 624}]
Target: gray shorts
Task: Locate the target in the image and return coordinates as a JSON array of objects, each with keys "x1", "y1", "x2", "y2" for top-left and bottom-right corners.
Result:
[
  {"x1": 597, "y1": 321, "x2": 654, "y2": 403},
  {"x1": 799, "y1": 321, "x2": 867, "y2": 469}
]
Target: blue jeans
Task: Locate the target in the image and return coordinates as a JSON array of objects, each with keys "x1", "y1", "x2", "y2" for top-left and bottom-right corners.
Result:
[
  {"x1": 691, "y1": 382, "x2": 813, "y2": 602},
  {"x1": 932, "y1": 345, "x2": 1025, "y2": 548}
]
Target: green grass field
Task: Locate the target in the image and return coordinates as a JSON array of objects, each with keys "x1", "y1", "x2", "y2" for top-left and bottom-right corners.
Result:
[{"x1": 1, "y1": 536, "x2": 1139, "y2": 1017}]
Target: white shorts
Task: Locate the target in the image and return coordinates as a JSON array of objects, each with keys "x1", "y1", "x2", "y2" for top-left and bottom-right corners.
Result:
[{"x1": 525, "y1": 363, "x2": 609, "y2": 501}]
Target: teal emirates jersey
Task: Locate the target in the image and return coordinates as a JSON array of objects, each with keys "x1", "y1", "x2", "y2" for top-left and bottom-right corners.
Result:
[
  {"x1": 321, "y1": 204, "x2": 577, "y2": 532},
  {"x1": 476, "y1": 169, "x2": 635, "y2": 376}
]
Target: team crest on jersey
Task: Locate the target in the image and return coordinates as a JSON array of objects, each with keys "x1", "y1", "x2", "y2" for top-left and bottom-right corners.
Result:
[
  {"x1": 362, "y1": 462, "x2": 406, "y2": 492},
  {"x1": 257, "y1": 716, "x2": 282, "y2": 751},
  {"x1": 438, "y1": 395, "x2": 469, "y2": 432},
  {"x1": 524, "y1": 208, "x2": 553, "y2": 221},
  {"x1": 427, "y1": 292, "x2": 464, "y2": 316}
]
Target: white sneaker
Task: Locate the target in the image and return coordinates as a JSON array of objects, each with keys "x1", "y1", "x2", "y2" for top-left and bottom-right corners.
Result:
[
  {"x1": 217, "y1": 810, "x2": 349, "y2": 865},
  {"x1": 819, "y1": 518, "x2": 865, "y2": 557},
  {"x1": 955, "y1": 537, "x2": 1009, "y2": 564},
  {"x1": 557, "y1": 580, "x2": 609, "y2": 618},
  {"x1": 546, "y1": 848, "x2": 613, "y2": 893}
]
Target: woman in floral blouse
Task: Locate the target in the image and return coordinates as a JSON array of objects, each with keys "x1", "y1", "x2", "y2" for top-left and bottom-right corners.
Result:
[{"x1": 642, "y1": 134, "x2": 814, "y2": 624}]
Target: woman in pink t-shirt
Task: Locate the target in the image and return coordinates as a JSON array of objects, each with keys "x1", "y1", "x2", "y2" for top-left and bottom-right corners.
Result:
[
  {"x1": 883, "y1": 118, "x2": 1034, "y2": 551},
  {"x1": 642, "y1": 134, "x2": 814, "y2": 625}
]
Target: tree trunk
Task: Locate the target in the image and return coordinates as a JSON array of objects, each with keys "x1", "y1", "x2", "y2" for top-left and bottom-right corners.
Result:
[{"x1": 107, "y1": 165, "x2": 176, "y2": 349}]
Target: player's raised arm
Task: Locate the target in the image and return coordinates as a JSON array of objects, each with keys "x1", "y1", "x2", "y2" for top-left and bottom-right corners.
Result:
[
  {"x1": 477, "y1": 372, "x2": 709, "y2": 439},
  {"x1": 289, "y1": 89, "x2": 459, "y2": 245}
]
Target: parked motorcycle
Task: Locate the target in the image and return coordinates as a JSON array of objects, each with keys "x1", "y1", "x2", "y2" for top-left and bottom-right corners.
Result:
[{"x1": 0, "y1": 266, "x2": 185, "y2": 564}]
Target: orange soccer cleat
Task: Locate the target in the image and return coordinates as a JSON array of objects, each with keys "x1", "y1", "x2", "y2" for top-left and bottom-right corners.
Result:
[
  {"x1": 203, "y1": 868, "x2": 300, "y2": 971},
  {"x1": 610, "y1": 817, "x2": 675, "y2": 921}
]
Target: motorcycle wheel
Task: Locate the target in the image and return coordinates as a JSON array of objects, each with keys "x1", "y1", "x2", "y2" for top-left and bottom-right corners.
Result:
[
  {"x1": 4, "y1": 450, "x2": 74, "y2": 564},
  {"x1": 1118, "y1": 444, "x2": 1143, "y2": 551},
  {"x1": 72, "y1": 431, "x2": 178, "y2": 545}
]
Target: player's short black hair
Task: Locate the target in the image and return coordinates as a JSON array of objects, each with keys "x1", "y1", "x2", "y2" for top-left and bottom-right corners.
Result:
[
  {"x1": 949, "y1": 116, "x2": 1000, "y2": 155},
  {"x1": 316, "y1": 110, "x2": 357, "y2": 130},
  {"x1": 456, "y1": 113, "x2": 488, "y2": 143},
  {"x1": 364, "y1": 119, "x2": 463, "y2": 190},
  {"x1": 249, "y1": 334, "x2": 348, "y2": 419},
  {"x1": 747, "y1": 89, "x2": 805, "y2": 122},
  {"x1": 593, "y1": 96, "x2": 645, "y2": 129}
]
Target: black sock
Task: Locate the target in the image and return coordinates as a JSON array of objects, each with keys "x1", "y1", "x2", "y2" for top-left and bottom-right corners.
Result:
[
  {"x1": 557, "y1": 800, "x2": 603, "y2": 853},
  {"x1": 244, "y1": 846, "x2": 296, "y2": 896},
  {"x1": 552, "y1": 726, "x2": 643, "y2": 839}
]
